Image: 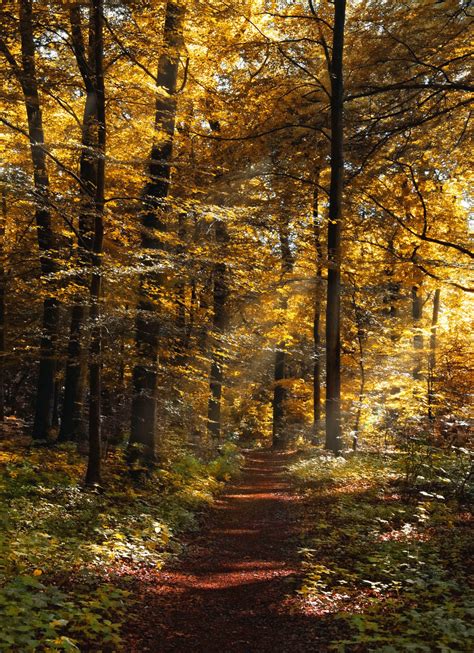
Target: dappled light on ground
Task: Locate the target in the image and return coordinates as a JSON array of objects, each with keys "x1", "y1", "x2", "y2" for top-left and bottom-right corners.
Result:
[{"x1": 125, "y1": 451, "x2": 331, "y2": 653}]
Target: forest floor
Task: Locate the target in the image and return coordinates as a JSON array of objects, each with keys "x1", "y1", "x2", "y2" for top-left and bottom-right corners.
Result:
[
  {"x1": 2, "y1": 434, "x2": 471, "y2": 651},
  {"x1": 124, "y1": 450, "x2": 332, "y2": 652}
]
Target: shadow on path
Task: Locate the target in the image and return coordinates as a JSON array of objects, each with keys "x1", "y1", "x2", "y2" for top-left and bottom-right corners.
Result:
[{"x1": 127, "y1": 450, "x2": 329, "y2": 652}]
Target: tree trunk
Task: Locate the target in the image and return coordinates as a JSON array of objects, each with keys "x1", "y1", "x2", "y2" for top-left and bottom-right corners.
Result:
[
  {"x1": 312, "y1": 180, "x2": 323, "y2": 438},
  {"x1": 130, "y1": 0, "x2": 185, "y2": 467},
  {"x1": 174, "y1": 210, "x2": 188, "y2": 364},
  {"x1": 185, "y1": 278, "x2": 197, "y2": 350},
  {"x1": 350, "y1": 280, "x2": 365, "y2": 451},
  {"x1": 0, "y1": 190, "x2": 6, "y2": 422},
  {"x1": 59, "y1": 4, "x2": 102, "y2": 443},
  {"x1": 207, "y1": 220, "x2": 229, "y2": 442},
  {"x1": 384, "y1": 236, "x2": 401, "y2": 342},
  {"x1": 428, "y1": 288, "x2": 440, "y2": 420},
  {"x1": 16, "y1": 0, "x2": 61, "y2": 440},
  {"x1": 412, "y1": 285, "x2": 423, "y2": 380},
  {"x1": 272, "y1": 216, "x2": 293, "y2": 450},
  {"x1": 52, "y1": 373, "x2": 61, "y2": 429},
  {"x1": 325, "y1": 0, "x2": 346, "y2": 454},
  {"x1": 84, "y1": 0, "x2": 106, "y2": 487},
  {"x1": 58, "y1": 304, "x2": 87, "y2": 442},
  {"x1": 272, "y1": 347, "x2": 286, "y2": 449}
]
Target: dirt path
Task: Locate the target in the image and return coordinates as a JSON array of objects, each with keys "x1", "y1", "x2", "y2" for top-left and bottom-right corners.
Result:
[{"x1": 127, "y1": 450, "x2": 325, "y2": 652}]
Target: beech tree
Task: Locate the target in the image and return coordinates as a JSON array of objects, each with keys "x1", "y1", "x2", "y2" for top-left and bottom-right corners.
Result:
[
  {"x1": 325, "y1": 0, "x2": 346, "y2": 453},
  {"x1": 1, "y1": 0, "x2": 61, "y2": 441},
  {"x1": 129, "y1": 0, "x2": 185, "y2": 466}
]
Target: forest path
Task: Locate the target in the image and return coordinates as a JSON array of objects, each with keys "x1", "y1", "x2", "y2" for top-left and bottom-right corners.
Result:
[{"x1": 127, "y1": 450, "x2": 325, "y2": 652}]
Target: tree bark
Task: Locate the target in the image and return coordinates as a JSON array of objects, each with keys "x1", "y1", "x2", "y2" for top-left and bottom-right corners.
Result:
[
  {"x1": 272, "y1": 347, "x2": 286, "y2": 449},
  {"x1": 14, "y1": 0, "x2": 61, "y2": 440},
  {"x1": 174, "y1": 209, "x2": 188, "y2": 364},
  {"x1": 59, "y1": 4, "x2": 103, "y2": 443},
  {"x1": 412, "y1": 284, "x2": 424, "y2": 380},
  {"x1": 325, "y1": 0, "x2": 346, "y2": 453},
  {"x1": 207, "y1": 219, "x2": 229, "y2": 443},
  {"x1": 59, "y1": 304, "x2": 87, "y2": 442},
  {"x1": 84, "y1": 0, "x2": 106, "y2": 487},
  {"x1": 428, "y1": 288, "x2": 440, "y2": 420},
  {"x1": 312, "y1": 180, "x2": 323, "y2": 438},
  {"x1": 130, "y1": 1, "x2": 185, "y2": 466},
  {"x1": 350, "y1": 279, "x2": 365, "y2": 451},
  {"x1": 0, "y1": 190, "x2": 6, "y2": 422},
  {"x1": 384, "y1": 236, "x2": 400, "y2": 341},
  {"x1": 272, "y1": 216, "x2": 293, "y2": 450}
]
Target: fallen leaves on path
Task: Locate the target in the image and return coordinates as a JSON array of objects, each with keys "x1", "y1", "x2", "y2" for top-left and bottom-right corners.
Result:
[{"x1": 124, "y1": 451, "x2": 332, "y2": 652}]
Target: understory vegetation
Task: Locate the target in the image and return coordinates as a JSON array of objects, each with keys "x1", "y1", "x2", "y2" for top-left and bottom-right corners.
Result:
[
  {"x1": 0, "y1": 438, "x2": 243, "y2": 651},
  {"x1": 290, "y1": 447, "x2": 474, "y2": 653}
]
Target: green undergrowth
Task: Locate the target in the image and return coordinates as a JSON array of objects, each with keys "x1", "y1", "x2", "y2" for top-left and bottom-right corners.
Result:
[
  {"x1": 0, "y1": 441, "x2": 243, "y2": 651},
  {"x1": 289, "y1": 448, "x2": 474, "y2": 653}
]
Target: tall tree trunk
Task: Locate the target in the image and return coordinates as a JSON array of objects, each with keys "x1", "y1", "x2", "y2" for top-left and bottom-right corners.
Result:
[
  {"x1": 198, "y1": 270, "x2": 212, "y2": 351},
  {"x1": 0, "y1": 190, "x2": 6, "y2": 422},
  {"x1": 130, "y1": 0, "x2": 185, "y2": 466},
  {"x1": 412, "y1": 284, "x2": 424, "y2": 380},
  {"x1": 272, "y1": 216, "x2": 293, "y2": 450},
  {"x1": 59, "y1": 4, "x2": 103, "y2": 443},
  {"x1": 325, "y1": 0, "x2": 346, "y2": 453},
  {"x1": 12, "y1": 0, "x2": 61, "y2": 440},
  {"x1": 174, "y1": 210, "x2": 187, "y2": 363},
  {"x1": 52, "y1": 374, "x2": 61, "y2": 429},
  {"x1": 185, "y1": 278, "x2": 197, "y2": 350},
  {"x1": 353, "y1": 331, "x2": 365, "y2": 451},
  {"x1": 33, "y1": 298, "x2": 60, "y2": 439},
  {"x1": 272, "y1": 348, "x2": 286, "y2": 448},
  {"x1": 384, "y1": 236, "x2": 401, "y2": 341},
  {"x1": 207, "y1": 219, "x2": 229, "y2": 443},
  {"x1": 350, "y1": 279, "x2": 365, "y2": 451},
  {"x1": 59, "y1": 304, "x2": 87, "y2": 441},
  {"x1": 428, "y1": 288, "x2": 440, "y2": 420},
  {"x1": 312, "y1": 180, "x2": 323, "y2": 438},
  {"x1": 85, "y1": 0, "x2": 106, "y2": 487}
]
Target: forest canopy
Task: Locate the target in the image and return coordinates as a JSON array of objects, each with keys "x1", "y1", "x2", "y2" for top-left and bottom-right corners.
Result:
[{"x1": 0, "y1": 0, "x2": 472, "y2": 460}]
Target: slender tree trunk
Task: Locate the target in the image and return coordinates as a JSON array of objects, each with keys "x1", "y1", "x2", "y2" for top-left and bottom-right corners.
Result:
[
  {"x1": 59, "y1": 4, "x2": 102, "y2": 443},
  {"x1": 207, "y1": 220, "x2": 228, "y2": 442},
  {"x1": 350, "y1": 281, "x2": 365, "y2": 451},
  {"x1": 85, "y1": 0, "x2": 105, "y2": 487},
  {"x1": 272, "y1": 217, "x2": 293, "y2": 450},
  {"x1": 384, "y1": 237, "x2": 401, "y2": 342},
  {"x1": 312, "y1": 181, "x2": 323, "y2": 438},
  {"x1": 198, "y1": 273, "x2": 212, "y2": 351},
  {"x1": 185, "y1": 278, "x2": 197, "y2": 350},
  {"x1": 428, "y1": 289, "x2": 440, "y2": 420},
  {"x1": 175, "y1": 210, "x2": 187, "y2": 363},
  {"x1": 272, "y1": 347, "x2": 286, "y2": 449},
  {"x1": 0, "y1": 190, "x2": 6, "y2": 422},
  {"x1": 325, "y1": 0, "x2": 346, "y2": 453},
  {"x1": 113, "y1": 319, "x2": 127, "y2": 442},
  {"x1": 353, "y1": 335, "x2": 365, "y2": 451},
  {"x1": 130, "y1": 0, "x2": 185, "y2": 466},
  {"x1": 32, "y1": 298, "x2": 60, "y2": 439},
  {"x1": 13, "y1": 0, "x2": 61, "y2": 440},
  {"x1": 52, "y1": 374, "x2": 60, "y2": 429},
  {"x1": 412, "y1": 284, "x2": 423, "y2": 380},
  {"x1": 59, "y1": 304, "x2": 87, "y2": 441}
]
